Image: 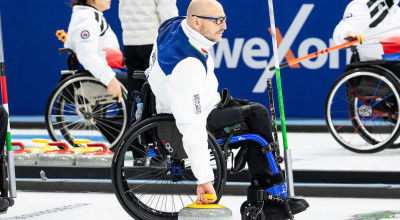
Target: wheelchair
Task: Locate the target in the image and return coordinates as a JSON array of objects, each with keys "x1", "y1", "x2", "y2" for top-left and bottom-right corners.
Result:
[
  {"x1": 45, "y1": 48, "x2": 128, "y2": 149},
  {"x1": 325, "y1": 46, "x2": 400, "y2": 153},
  {"x1": 111, "y1": 72, "x2": 293, "y2": 220}
]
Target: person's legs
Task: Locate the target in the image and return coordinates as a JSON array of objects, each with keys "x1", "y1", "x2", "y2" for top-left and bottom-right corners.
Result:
[
  {"x1": 0, "y1": 106, "x2": 10, "y2": 212},
  {"x1": 124, "y1": 44, "x2": 153, "y2": 124},
  {"x1": 0, "y1": 106, "x2": 7, "y2": 147},
  {"x1": 242, "y1": 103, "x2": 308, "y2": 218}
]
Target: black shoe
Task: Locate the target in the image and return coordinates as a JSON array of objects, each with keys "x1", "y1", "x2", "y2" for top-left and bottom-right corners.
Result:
[
  {"x1": 6, "y1": 198, "x2": 14, "y2": 207},
  {"x1": 263, "y1": 198, "x2": 307, "y2": 220},
  {"x1": 0, "y1": 198, "x2": 9, "y2": 212},
  {"x1": 291, "y1": 197, "x2": 309, "y2": 208}
]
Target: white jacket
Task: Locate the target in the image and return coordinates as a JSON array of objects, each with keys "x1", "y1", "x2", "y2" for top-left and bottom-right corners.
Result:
[
  {"x1": 147, "y1": 17, "x2": 221, "y2": 184},
  {"x1": 118, "y1": 0, "x2": 178, "y2": 46},
  {"x1": 333, "y1": 0, "x2": 400, "y2": 61},
  {"x1": 64, "y1": 5, "x2": 123, "y2": 86}
]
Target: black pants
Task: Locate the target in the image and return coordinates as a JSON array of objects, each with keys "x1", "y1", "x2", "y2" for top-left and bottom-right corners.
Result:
[
  {"x1": 0, "y1": 106, "x2": 8, "y2": 197},
  {"x1": 0, "y1": 106, "x2": 7, "y2": 150},
  {"x1": 208, "y1": 102, "x2": 280, "y2": 188},
  {"x1": 123, "y1": 45, "x2": 153, "y2": 123}
]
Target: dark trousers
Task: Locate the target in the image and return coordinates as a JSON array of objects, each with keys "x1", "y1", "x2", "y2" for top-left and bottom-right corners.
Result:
[
  {"x1": 0, "y1": 106, "x2": 8, "y2": 197},
  {"x1": 0, "y1": 106, "x2": 7, "y2": 150},
  {"x1": 208, "y1": 102, "x2": 280, "y2": 188},
  {"x1": 123, "y1": 45, "x2": 153, "y2": 123}
]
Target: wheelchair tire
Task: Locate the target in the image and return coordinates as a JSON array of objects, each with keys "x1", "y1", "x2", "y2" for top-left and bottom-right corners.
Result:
[
  {"x1": 325, "y1": 67, "x2": 400, "y2": 153},
  {"x1": 111, "y1": 115, "x2": 227, "y2": 220},
  {"x1": 45, "y1": 72, "x2": 128, "y2": 148}
]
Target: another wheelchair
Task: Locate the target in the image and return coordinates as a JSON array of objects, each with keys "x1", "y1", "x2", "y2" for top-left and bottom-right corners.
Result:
[
  {"x1": 111, "y1": 73, "x2": 292, "y2": 220},
  {"x1": 45, "y1": 48, "x2": 128, "y2": 149},
  {"x1": 325, "y1": 46, "x2": 400, "y2": 153}
]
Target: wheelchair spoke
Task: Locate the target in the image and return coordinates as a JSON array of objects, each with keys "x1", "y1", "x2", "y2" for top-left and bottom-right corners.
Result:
[{"x1": 94, "y1": 116, "x2": 125, "y2": 125}]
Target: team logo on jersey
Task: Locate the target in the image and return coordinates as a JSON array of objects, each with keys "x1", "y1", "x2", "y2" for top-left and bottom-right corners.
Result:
[
  {"x1": 344, "y1": 13, "x2": 353, "y2": 20},
  {"x1": 80, "y1": 30, "x2": 90, "y2": 39},
  {"x1": 193, "y1": 94, "x2": 202, "y2": 114}
]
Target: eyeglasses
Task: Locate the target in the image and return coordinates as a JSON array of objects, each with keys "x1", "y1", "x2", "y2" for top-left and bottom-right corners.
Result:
[{"x1": 192, "y1": 15, "x2": 226, "y2": 25}]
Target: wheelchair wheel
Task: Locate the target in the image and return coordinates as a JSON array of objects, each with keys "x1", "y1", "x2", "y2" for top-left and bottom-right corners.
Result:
[
  {"x1": 45, "y1": 72, "x2": 128, "y2": 148},
  {"x1": 111, "y1": 115, "x2": 227, "y2": 220},
  {"x1": 325, "y1": 67, "x2": 400, "y2": 153}
]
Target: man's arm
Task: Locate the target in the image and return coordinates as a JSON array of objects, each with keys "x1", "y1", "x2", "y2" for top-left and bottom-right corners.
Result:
[{"x1": 168, "y1": 58, "x2": 214, "y2": 185}]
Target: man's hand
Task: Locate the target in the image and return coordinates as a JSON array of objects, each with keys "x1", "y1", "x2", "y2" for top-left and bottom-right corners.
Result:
[
  {"x1": 196, "y1": 181, "x2": 217, "y2": 204},
  {"x1": 107, "y1": 77, "x2": 122, "y2": 103},
  {"x1": 346, "y1": 31, "x2": 363, "y2": 42}
]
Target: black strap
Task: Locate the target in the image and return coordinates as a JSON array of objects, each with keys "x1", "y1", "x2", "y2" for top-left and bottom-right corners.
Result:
[{"x1": 222, "y1": 133, "x2": 234, "y2": 159}]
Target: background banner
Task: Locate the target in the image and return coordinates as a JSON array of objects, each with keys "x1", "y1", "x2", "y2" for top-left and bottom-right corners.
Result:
[{"x1": 0, "y1": 0, "x2": 352, "y2": 118}]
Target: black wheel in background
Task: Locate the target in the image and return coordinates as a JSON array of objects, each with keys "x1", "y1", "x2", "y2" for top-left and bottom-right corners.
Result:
[{"x1": 45, "y1": 72, "x2": 127, "y2": 148}]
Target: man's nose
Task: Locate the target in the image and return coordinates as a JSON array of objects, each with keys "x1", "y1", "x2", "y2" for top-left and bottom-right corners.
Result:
[{"x1": 221, "y1": 20, "x2": 227, "y2": 30}]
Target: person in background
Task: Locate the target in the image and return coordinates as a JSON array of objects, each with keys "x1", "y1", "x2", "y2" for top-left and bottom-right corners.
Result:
[
  {"x1": 333, "y1": 0, "x2": 400, "y2": 73},
  {"x1": 118, "y1": 0, "x2": 178, "y2": 124},
  {"x1": 0, "y1": 106, "x2": 13, "y2": 212},
  {"x1": 65, "y1": 0, "x2": 124, "y2": 103},
  {"x1": 146, "y1": 0, "x2": 309, "y2": 218}
]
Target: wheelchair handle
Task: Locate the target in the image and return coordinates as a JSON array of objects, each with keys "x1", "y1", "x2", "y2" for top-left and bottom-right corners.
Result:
[{"x1": 58, "y1": 48, "x2": 75, "y2": 56}]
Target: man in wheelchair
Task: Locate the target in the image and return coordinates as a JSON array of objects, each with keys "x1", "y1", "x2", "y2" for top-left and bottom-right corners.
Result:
[{"x1": 145, "y1": 0, "x2": 308, "y2": 218}]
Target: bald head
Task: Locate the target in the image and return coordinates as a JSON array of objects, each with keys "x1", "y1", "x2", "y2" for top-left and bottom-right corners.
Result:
[
  {"x1": 186, "y1": 0, "x2": 227, "y2": 42},
  {"x1": 187, "y1": 0, "x2": 224, "y2": 26}
]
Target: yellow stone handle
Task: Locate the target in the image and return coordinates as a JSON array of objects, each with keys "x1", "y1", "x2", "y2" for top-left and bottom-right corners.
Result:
[
  {"x1": 32, "y1": 139, "x2": 50, "y2": 147},
  {"x1": 186, "y1": 194, "x2": 224, "y2": 209},
  {"x1": 73, "y1": 139, "x2": 91, "y2": 144},
  {"x1": 203, "y1": 194, "x2": 216, "y2": 200}
]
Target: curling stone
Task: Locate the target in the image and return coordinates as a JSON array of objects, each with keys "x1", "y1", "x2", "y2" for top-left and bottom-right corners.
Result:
[
  {"x1": 178, "y1": 194, "x2": 232, "y2": 220},
  {"x1": 76, "y1": 143, "x2": 113, "y2": 167},
  {"x1": 37, "y1": 142, "x2": 77, "y2": 166},
  {"x1": 12, "y1": 142, "x2": 37, "y2": 166},
  {"x1": 71, "y1": 139, "x2": 100, "y2": 154},
  {"x1": 27, "y1": 139, "x2": 59, "y2": 156}
]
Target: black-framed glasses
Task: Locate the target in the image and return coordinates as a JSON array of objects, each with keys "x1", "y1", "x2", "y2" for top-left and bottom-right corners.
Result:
[{"x1": 192, "y1": 15, "x2": 226, "y2": 25}]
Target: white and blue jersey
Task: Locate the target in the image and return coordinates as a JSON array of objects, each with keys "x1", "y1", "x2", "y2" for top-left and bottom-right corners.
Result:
[{"x1": 147, "y1": 17, "x2": 221, "y2": 184}]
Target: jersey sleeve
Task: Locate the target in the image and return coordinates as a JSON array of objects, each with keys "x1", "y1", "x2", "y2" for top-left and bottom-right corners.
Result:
[{"x1": 168, "y1": 58, "x2": 214, "y2": 184}]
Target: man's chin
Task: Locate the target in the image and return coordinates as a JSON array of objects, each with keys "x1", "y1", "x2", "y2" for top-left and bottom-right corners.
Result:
[{"x1": 213, "y1": 35, "x2": 223, "y2": 42}]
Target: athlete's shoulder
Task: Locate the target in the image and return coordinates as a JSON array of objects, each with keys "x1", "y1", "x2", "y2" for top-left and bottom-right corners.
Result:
[{"x1": 345, "y1": 0, "x2": 369, "y2": 10}]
